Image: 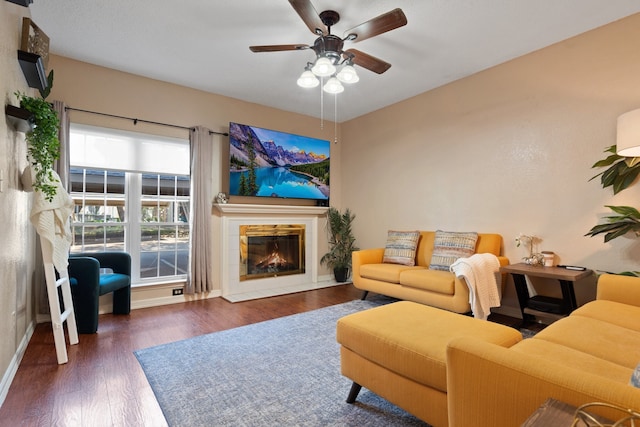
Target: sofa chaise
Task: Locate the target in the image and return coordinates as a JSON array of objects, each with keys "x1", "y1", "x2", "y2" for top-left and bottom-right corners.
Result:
[{"x1": 337, "y1": 273, "x2": 640, "y2": 426}]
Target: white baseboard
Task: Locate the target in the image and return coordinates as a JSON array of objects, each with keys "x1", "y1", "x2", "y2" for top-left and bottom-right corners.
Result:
[
  {"x1": 222, "y1": 279, "x2": 343, "y2": 303},
  {"x1": 0, "y1": 320, "x2": 35, "y2": 408},
  {"x1": 129, "y1": 289, "x2": 222, "y2": 310}
]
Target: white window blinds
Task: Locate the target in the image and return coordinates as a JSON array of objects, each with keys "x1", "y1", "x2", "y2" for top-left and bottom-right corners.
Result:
[{"x1": 70, "y1": 124, "x2": 190, "y2": 175}]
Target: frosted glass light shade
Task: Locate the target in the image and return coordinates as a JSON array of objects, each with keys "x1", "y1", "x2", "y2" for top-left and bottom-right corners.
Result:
[
  {"x1": 297, "y1": 70, "x2": 319, "y2": 88},
  {"x1": 617, "y1": 108, "x2": 640, "y2": 157},
  {"x1": 323, "y1": 77, "x2": 344, "y2": 94},
  {"x1": 311, "y1": 57, "x2": 336, "y2": 77},
  {"x1": 337, "y1": 65, "x2": 359, "y2": 83}
]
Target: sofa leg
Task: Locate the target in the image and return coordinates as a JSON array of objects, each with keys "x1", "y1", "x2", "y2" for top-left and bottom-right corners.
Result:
[
  {"x1": 360, "y1": 291, "x2": 369, "y2": 300},
  {"x1": 346, "y1": 382, "x2": 362, "y2": 403}
]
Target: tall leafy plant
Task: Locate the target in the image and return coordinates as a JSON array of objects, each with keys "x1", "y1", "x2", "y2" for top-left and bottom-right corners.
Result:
[
  {"x1": 320, "y1": 207, "x2": 358, "y2": 281},
  {"x1": 586, "y1": 145, "x2": 640, "y2": 275}
]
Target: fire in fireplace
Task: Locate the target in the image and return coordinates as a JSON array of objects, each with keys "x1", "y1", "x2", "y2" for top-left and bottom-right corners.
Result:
[{"x1": 239, "y1": 224, "x2": 305, "y2": 281}]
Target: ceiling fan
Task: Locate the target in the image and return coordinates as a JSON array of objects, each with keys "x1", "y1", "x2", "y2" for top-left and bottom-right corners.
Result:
[{"x1": 249, "y1": 0, "x2": 407, "y2": 78}]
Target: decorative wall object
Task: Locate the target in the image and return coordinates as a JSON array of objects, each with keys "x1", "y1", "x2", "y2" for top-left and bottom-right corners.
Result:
[{"x1": 18, "y1": 18, "x2": 50, "y2": 91}]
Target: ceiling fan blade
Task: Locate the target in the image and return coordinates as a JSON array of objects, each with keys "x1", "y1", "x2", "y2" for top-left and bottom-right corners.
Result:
[
  {"x1": 344, "y1": 49, "x2": 391, "y2": 74},
  {"x1": 288, "y1": 0, "x2": 327, "y2": 35},
  {"x1": 344, "y1": 8, "x2": 407, "y2": 43},
  {"x1": 250, "y1": 44, "x2": 310, "y2": 53}
]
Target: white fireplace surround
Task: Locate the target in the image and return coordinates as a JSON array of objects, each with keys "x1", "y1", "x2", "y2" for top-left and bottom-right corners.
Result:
[{"x1": 215, "y1": 203, "x2": 335, "y2": 302}]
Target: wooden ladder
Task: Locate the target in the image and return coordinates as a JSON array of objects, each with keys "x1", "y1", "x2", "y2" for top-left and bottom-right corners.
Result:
[{"x1": 41, "y1": 236, "x2": 79, "y2": 364}]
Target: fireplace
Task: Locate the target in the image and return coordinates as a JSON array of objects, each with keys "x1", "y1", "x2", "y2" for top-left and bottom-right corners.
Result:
[
  {"x1": 240, "y1": 224, "x2": 305, "y2": 281},
  {"x1": 215, "y1": 203, "x2": 332, "y2": 302}
]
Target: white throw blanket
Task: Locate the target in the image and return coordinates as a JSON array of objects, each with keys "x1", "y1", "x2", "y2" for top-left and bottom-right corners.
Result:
[
  {"x1": 29, "y1": 170, "x2": 74, "y2": 273},
  {"x1": 450, "y1": 253, "x2": 501, "y2": 320}
]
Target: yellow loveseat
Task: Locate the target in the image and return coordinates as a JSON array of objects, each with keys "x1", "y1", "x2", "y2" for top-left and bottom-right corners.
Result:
[
  {"x1": 447, "y1": 273, "x2": 640, "y2": 426},
  {"x1": 352, "y1": 231, "x2": 508, "y2": 313}
]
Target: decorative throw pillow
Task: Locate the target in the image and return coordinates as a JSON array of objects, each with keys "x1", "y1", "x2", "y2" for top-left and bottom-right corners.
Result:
[
  {"x1": 429, "y1": 230, "x2": 479, "y2": 271},
  {"x1": 383, "y1": 230, "x2": 420, "y2": 266},
  {"x1": 631, "y1": 362, "x2": 640, "y2": 387}
]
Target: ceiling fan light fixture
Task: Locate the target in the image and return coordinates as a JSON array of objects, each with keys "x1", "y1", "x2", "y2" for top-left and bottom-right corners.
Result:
[
  {"x1": 311, "y1": 56, "x2": 336, "y2": 77},
  {"x1": 323, "y1": 77, "x2": 344, "y2": 94},
  {"x1": 297, "y1": 70, "x2": 319, "y2": 88},
  {"x1": 336, "y1": 64, "x2": 359, "y2": 83}
]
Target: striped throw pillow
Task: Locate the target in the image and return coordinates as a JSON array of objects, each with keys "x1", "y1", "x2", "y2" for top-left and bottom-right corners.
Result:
[
  {"x1": 429, "y1": 230, "x2": 478, "y2": 271},
  {"x1": 383, "y1": 230, "x2": 421, "y2": 266}
]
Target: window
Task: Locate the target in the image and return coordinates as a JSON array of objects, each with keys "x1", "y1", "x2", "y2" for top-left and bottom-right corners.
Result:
[{"x1": 69, "y1": 125, "x2": 190, "y2": 285}]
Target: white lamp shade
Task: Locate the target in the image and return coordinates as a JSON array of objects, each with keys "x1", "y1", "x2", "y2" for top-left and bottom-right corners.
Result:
[
  {"x1": 617, "y1": 108, "x2": 640, "y2": 157},
  {"x1": 311, "y1": 57, "x2": 336, "y2": 77},
  {"x1": 297, "y1": 70, "x2": 319, "y2": 88},
  {"x1": 337, "y1": 65, "x2": 359, "y2": 83},
  {"x1": 323, "y1": 77, "x2": 344, "y2": 94}
]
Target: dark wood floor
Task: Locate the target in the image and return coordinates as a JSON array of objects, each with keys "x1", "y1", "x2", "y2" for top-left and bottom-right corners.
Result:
[
  {"x1": 0, "y1": 284, "x2": 363, "y2": 427},
  {"x1": 0, "y1": 284, "x2": 531, "y2": 426}
]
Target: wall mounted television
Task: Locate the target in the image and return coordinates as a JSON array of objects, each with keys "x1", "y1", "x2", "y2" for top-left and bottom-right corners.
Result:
[{"x1": 228, "y1": 122, "x2": 330, "y2": 202}]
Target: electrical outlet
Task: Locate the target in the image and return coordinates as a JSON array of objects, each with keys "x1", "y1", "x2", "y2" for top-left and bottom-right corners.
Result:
[{"x1": 172, "y1": 288, "x2": 184, "y2": 296}]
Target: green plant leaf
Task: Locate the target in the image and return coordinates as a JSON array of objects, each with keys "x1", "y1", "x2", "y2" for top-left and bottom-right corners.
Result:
[
  {"x1": 613, "y1": 163, "x2": 640, "y2": 194},
  {"x1": 606, "y1": 205, "x2": 640, "y2": 217},
  {"x1": 599, "y1": 162, "x2": 624, "y2": 187},
  {"x1": 590, "y1": 145, "x2": 640, "y2": 194},
  {"x1": 586, "y1": 205, "x2": 640, "y2": 242},
  {"x1": 591, "y1": 153, "x2": 621, "y2": 169},
  {"x1": 604, "y1": 224, "x2": 636, "y2": 242},
  {"x1": 618, "y1": 271, "x2": 640, "y2": 277}
]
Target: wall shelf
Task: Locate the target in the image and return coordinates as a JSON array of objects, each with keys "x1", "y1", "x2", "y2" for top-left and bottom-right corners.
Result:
[
  {"x1": 5, "y1": 0, "x2": 33, "y2": 7},
  {"x1": 5, "y1": 104, "x2": 34, "y2": 133},
  {"x1": 17, "y1": 50, "x2": 48, "y2": 91}
]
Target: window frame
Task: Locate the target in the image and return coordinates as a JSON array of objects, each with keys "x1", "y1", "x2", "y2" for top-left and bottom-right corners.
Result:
[{"x1": 69, "y1": 125, "x2": 190, "y2": 287}]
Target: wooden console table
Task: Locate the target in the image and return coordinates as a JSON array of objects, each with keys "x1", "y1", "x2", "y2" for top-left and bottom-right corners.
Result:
[{"x1": 500, "y1": 263, "x2": 593, "y2": 325}]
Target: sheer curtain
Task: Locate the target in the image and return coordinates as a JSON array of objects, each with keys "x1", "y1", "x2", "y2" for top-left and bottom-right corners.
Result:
[
  {"x1": 53, "y1": 101, "x2": 70, "y2": 190},
  {"x1": 186, "y1": 126, "x2": 214, "y2": 294}
]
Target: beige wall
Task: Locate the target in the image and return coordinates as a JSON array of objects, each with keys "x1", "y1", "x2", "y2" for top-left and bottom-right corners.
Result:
[
  {"x1": 0, "y1": 2, "x2": 38, "y2": 397},
  {"x1": 341, "y1": 13, "x2": 640, "y2": 314},
  {"x1": 46, "y1": 54, "x2": 340, "y2": 300}
]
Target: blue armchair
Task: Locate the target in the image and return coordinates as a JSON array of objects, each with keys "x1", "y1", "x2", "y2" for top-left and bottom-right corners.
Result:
[{"x1": 68, "y1": 252, "x2": 131, "y2": 334}]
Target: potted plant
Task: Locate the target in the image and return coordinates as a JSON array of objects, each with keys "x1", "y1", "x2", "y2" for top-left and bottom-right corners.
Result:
[
  {"x1": 15, "y1": 87, "x2": 60, "y2": 202},
  {"x1": 586, "y1": 145, "x2": 640, "y2": 276},
  {"x1": 587, "y1": 145, "x2": 640, "y2": 243},
  {"x1": 320, "y1": 207, "x2": 359, "y2": 283}
]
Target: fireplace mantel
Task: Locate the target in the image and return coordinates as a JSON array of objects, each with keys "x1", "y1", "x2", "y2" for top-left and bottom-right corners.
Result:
[
  {"x1": 214, "y1": 203, "x2": 328, "y2": 216},
  {"x1": 215, "y1": 203, "x2": 335, "y2": 302}
]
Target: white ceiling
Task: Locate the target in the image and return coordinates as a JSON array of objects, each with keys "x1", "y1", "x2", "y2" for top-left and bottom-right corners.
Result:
[{"x1": 29, "y1": 1, "x2": 640, "y2": 122}]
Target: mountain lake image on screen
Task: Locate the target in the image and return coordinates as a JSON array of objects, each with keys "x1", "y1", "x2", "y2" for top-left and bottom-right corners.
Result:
[{"x1": 228, "y1": 122, "x2": 330, "y2": 201}]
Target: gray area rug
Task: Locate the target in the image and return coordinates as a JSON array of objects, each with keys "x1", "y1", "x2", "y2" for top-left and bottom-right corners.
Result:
[{"x1": 135, "y1": 299, "x2": 429, "y2": 426}]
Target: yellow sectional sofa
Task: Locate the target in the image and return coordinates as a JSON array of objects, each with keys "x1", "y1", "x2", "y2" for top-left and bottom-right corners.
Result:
[
  {"x1": 447, "y1": 273, "x2": 640, "y2": 426},
  {"x1": 352, "y1": 231, "x2": 508, "y2": 313},
  {"x1": 337, "y1": 301, "x2": 523, "y2": 427}
]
